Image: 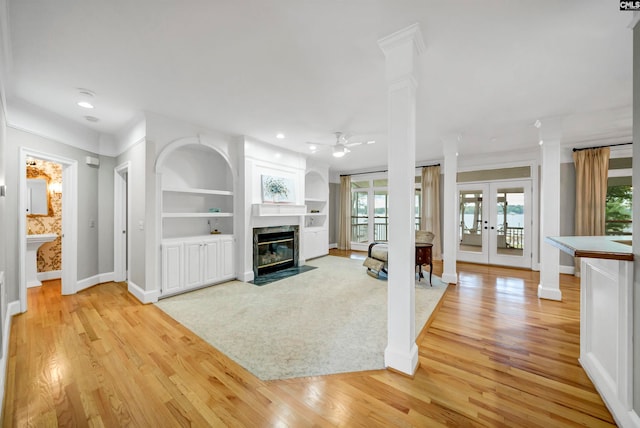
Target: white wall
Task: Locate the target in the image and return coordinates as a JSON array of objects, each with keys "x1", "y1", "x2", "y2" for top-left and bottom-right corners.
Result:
[{"x1": 240, "y1": 137, "x2": 306, "y2": 281}]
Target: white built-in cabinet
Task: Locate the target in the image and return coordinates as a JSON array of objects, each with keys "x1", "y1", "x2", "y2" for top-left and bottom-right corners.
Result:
[
  {"x1": 303, "y1": 170, "x2": 329, "y2": 260},
  {"x1": 158, "y1": 142, "x2": 235, "y2": 296},
  {"x1": 162, "y1": 235, "x2": 234, "y2": 295}
]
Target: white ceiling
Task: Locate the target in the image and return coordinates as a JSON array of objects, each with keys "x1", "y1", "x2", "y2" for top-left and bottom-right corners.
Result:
[{"x1": 3, "y1": 1, "x2": 634, "y2": 172}]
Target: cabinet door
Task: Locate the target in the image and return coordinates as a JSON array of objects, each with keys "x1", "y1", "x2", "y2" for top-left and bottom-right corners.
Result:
[
  {"x1": 184, "y1": 242, "x2": 203, "y2": 289},
  {"x1": 202, "y1": 239, "x2": 220, "y2": 284},
  {"x1": 221, "y1": 237, "x2": 234, "y2": 279},
  {"x1": 162, "y1": 243, "x2": 183, "y2": 294}
]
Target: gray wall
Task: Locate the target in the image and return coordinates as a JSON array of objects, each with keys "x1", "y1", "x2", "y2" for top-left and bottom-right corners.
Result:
[
  {"x1": 5, "y1": 127, "x2": 114, "y2": 301},
  {"x1": 116, "y1": 141, "x2": 147, "y2": 290},
  {"x1": 0, "y1": 94, "x2": 6, "y2": 355},
  {"x1": 98, "y1": 155, "x2": 116, "y2": 274},
  {"x1": 559, "y1": 162, "x2": 576, "y2": 268}
]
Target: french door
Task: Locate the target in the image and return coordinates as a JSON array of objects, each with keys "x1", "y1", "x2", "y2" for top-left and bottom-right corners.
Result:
[{"x1": 457, "y1": 180, "x2": 532, "y2": 268}]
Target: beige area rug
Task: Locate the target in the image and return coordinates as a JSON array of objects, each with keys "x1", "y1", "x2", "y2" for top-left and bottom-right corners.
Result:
[{"x1": 155, "y1": 255, "x2": 448, "y2": 381}]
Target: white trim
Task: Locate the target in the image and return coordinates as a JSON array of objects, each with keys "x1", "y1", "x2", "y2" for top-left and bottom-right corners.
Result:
[
  {"x1": 559, "y1": 264, "x2": 575, "y2": 275},
  {"x1": 75, "y1": 272, "x2": 116, "y2": 293},
  {"x1": 114, "y1": 161, "x2": 131, "y2": 283},
  {"x1": 0, "y1": 301, "x2": 21, "y2": 411},
  {"x1": 537, "y1": 284, "x2": 562, "y2": 301},
  {"x1": 36, "y1": 270, "x2": 62, "y2": 282},
  {"x1": 329, "y1": 243, "x2": 337, "y2": 249},
  {"x1": 128, "y1": 280, "x2": 158, "y2": 304},
  {"x1": 239, "y1": 270, "x2": 254, "y2": 282},
  {"x1": 628, "y1": 11, "x2": 640, "y2": 29}
]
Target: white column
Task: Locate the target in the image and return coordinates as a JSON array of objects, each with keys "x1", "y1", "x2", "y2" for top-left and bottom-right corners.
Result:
[
  {"x1": 441, "y1": 137, "x2": 458, "y2": 284},
  {"x1": 538, "y1": 120, "x2": 562, "y2": 301},
  {"x1": 378, "y1": 24, "x2": 425, "y2": 376}
]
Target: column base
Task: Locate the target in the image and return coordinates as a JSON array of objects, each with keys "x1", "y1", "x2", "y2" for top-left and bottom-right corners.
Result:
[
  {"x1": 384, "y1": 343, "x2": 419, "y2": 376},
  {"x1": 538, "y1": 283, "x2": 562, "y2": 301},
  {"x1": 441, "y1": 272, "x2": 458, "y2": 284}
]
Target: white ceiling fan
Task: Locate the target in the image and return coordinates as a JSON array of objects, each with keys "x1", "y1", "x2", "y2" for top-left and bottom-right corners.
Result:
[{"x1": 306, "y1": 132, "x2": 375, "y2": 158}]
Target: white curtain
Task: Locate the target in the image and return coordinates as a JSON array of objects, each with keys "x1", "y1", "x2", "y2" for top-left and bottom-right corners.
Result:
[
  {"x1": 338, "y1": 175, "x2": 351, "y2": 250},
  {"x1": 421, "y1": 165, "x2": 441, "y2": 259}
]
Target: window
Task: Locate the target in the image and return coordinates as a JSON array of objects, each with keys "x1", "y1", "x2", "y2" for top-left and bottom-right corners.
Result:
[
  {"x1": 605, "y1": 157, "x2": 632, "y2": 236},
  {"x1": 350, "y1": 174, "x2": 421, "y2": 245},
  {"x1": 606, "y1": 176, "x2": 632, "y2": 235}
]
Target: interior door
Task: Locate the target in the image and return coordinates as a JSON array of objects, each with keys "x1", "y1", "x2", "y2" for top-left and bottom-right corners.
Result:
[{"x1": 458, "y1": 181, "x2": 532, "y2": 268}]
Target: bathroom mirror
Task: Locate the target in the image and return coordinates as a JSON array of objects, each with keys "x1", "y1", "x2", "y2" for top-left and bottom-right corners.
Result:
[{"x1": 26, "y1": 176, "x2": 52, "y2": 216}]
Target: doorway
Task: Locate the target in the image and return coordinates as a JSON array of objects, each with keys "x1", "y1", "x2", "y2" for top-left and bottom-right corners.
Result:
[
  {"x1": 114, "y1": 162, "x2": 130, "y2": 282},
  {"x1": 457, "y1": 180, "x2": 532, "y2": 268},
  {"x1": 19, "y1": 148, "x2": 78, "y2": 312}
]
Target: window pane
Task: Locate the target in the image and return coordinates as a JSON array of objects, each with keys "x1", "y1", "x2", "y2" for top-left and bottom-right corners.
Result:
[
  {"x1": 351, "y1": 180, "x2": 369, "y2": 189},
  {"x1": 373, "y1": 179, "x2": 388, "y2": 187},
  {"x1": 606, "y1": 180, "x2": 632, "y2": 236},
  {"x1": 351, "y1": 191, "x2": 368, "y2": 243},
  {"x1": 374, "y1": 191, "x2": 388, "y2": 241}
]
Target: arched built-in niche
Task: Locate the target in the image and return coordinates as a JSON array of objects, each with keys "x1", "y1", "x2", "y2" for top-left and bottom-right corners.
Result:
[
  {"x1": 156, "y1": 136, "x2": 235, "y2": 239},
  {"x1": 156, "y1": 136, "x2": 236, "y2": 296}
]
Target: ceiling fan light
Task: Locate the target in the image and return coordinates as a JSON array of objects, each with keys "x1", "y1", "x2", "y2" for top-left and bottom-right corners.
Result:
[{"x1": 332, "y1": 146, "x2": 347, "y2": 158}]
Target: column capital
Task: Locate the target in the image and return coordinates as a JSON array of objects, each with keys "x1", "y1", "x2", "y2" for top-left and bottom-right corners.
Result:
[
  {"x1": 378, "y1": 23, "x2": 426, "y2": 83},
  {"x1": 535, "y1": 116, "x2": 564, "y2": 145}
]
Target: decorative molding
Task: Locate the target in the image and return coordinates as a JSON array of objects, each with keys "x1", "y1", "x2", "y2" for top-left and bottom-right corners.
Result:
[
  {"x1": 377, "y1": 23, "x2": 426, "y2": 56},
  {"x1": 441, "y1": 272, "x2": 458, "y2": 284},
  {"x1": 329, "y1": 243, "x2": 338, "y2": 249},
  {"x1": 252, "y1": 203, "x2": 306, "y2": 217}
]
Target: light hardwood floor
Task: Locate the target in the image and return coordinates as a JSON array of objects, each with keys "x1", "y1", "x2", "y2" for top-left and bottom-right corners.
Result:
[{"x1": 3, "y1": 252, "x2": 615, "y2": 427}]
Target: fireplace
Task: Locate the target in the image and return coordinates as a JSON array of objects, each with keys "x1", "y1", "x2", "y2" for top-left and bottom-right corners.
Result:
[{"x1": 253, "y1": 225, "x2": 299, "y2": 277}]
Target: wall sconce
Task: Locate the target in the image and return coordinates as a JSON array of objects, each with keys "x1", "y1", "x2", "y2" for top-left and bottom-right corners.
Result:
[{"x1": 48, "y1": 182, "x2": 62, "y2": 195}]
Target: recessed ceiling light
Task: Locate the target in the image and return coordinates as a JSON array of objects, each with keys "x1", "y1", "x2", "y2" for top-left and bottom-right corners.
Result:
[
  {"x1": 84, "y1": 116, "x2": 100, "y2": 122},
  {"x1": 539, "y1": 140, "x2": 544, "y2": 146},
  {"x1": 77, "y1": 101, "x2": 94, "y2": 109},
  {"x1": 276, "y1": 133, "x2": 285, "y2": 139},
  {"x1": 309, "y1": 145, "x2": 317, "y2": 151}
]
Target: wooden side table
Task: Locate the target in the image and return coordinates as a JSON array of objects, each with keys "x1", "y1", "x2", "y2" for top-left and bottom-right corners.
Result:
[{"x1": 416, "y1": 243, "x2": 433, "y2": 285}]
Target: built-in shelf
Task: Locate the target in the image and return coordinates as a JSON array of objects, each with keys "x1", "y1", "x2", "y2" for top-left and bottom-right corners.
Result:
[
  {"x1": 162, "y1": 212, "x2": 234, "y2": 219},
  {"x1": 163, "y1": 187, "x2": 233, "y2": 196},
  {"x1": 304, "y1": 213, "x2": 326, "y2": 217}
]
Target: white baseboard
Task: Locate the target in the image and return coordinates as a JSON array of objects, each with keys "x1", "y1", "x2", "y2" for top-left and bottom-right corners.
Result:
[
  {"x1": 76, "y1": 272, "x2": 116, "y2": 293},
  {"x1": 0, "y1": 300, "x2": 21, "y2": 413},
  {"x1": 329, "y1": 243, "x2": 337, "y2": 249},
  {"x1": 537, "y1": 284, "x2": 562, "y2": 301},
  {"x1": 37, "y1": 270, "x2": 61, "y2": 282},
  {"x1": 559, "y1": 265, "x2": 575, "y2": 275},
  {"x1": 238, "y1": 270, "x2": 254, "y2": 283},
  {"x1": 128, "y1": 280, "x2": 158, "y2": 304},
  {"x1": 441, "y1": 272, "x2": 458, "y2": 284}
]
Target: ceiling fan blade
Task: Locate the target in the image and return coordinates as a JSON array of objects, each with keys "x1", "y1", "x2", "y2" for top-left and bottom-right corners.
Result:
[{"x1": 345, "y1": 141, "x2": 362, "y2": 148}]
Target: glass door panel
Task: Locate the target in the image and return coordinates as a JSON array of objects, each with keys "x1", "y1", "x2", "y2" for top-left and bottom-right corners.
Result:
[
  {"x1": 351, "y1": 191, "x2": 368, "y2": 244},
  {"x1": 374, "y1": 190, "x2": 388, "y2": 241},
  {"x1": 458, "y1": 180, "x2": 532, "y2": 268},
  {"x1": 457, "y1": 185, "x2": 489, "y2": 264},
  {"x1": 489, "y1": 181, "x2": 531, "y2": 268}
]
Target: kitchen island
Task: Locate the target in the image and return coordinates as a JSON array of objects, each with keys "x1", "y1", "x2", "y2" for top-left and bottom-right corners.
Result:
[{"x1": 545, "y1": 236, "x2": 635, "y2": 427}]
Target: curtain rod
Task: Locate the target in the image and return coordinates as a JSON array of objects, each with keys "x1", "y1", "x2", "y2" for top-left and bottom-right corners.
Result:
[
  {"x1": 572, "y1": 142, "x2": 632, "y2": 152},
  {"x1": 340, "y1": 163, "x2": 440, "y2": 177}
]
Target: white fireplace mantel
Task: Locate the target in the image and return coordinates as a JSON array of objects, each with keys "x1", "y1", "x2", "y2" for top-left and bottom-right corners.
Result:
[{"x1": 251, "y1": 203, "x2": 306, "y2": 217}]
